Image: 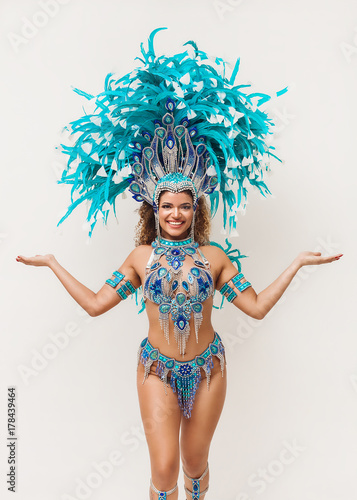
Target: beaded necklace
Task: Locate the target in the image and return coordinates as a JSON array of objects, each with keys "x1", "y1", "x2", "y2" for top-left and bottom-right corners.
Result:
[{"x1": 143, "y1": 236, "x2": 214, "y2": 355}]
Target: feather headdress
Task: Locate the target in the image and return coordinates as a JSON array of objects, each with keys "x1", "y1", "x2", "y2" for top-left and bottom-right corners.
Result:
[{"x1": 57, "y1": 27, "x2": 287, "y2": 237}]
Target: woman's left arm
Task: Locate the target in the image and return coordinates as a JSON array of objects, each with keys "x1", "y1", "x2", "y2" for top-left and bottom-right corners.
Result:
[{"x1": 214, "y1": 249, "x2": 343, "y2": 320}]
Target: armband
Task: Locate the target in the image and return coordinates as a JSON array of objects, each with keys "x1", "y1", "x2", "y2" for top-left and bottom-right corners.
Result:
[
  {"x1": 219, "y1": 272, "x2": 251, "y2": 302},
  {"x1": 105, "y1": 271, "x2": 136, "y2": 300}
]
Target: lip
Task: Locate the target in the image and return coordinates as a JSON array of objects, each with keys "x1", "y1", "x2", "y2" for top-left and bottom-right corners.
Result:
[{"x1": 166, "y1": 221, "x2": 185, "y2": 227}]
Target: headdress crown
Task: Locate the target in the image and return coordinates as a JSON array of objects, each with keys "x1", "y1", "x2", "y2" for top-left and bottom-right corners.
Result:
[{"x1": 128, "y1": 98, "x2": 218, "y2": 211}]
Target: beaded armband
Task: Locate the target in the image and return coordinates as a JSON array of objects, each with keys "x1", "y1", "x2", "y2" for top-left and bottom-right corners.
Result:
[
  {"x1": 105, "y1": 271, "x2": 136, "y2": 300},
  {"x1": 219, "y1": 272, "x2": 251, "y2": 303}
]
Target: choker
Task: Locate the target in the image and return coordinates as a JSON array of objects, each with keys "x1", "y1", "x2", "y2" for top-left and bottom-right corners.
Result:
[{"x1": 154, "y1": 236, "x2": 194, "y2": 248}]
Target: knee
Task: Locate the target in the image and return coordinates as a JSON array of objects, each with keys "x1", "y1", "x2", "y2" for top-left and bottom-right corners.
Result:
[
  {"x1": 181, "y1": 453, "x2": 209, "y2": 478},
  {"x1": 152, "y1": 456, "x2": 180, "y2": 490}
]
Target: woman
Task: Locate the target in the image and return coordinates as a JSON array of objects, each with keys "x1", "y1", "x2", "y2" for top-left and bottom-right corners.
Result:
[
  {"x1": 16, "y1": 188, "x2": 342, "y2": 499},
  {"x1": 16, "y1": 28, "x2": 343, "y2": 499}
]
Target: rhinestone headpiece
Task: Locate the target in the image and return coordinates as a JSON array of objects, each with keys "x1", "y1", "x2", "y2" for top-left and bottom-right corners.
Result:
[{"x1": 128, "y1": 98, "x2": 218, "y2": 213}]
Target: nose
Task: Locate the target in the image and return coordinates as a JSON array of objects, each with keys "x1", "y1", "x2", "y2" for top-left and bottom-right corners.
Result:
[{"x1": 172, "y1": 207, "x2": 180, "y2": 218}]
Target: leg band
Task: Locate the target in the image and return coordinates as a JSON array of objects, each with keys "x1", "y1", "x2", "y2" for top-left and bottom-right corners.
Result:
[
  {"x1": 183, "y1": 462, "x2": 209, "y2": 499},
  {"x1": 150, "y1": 478, "x2": 178, "y2": 498}
]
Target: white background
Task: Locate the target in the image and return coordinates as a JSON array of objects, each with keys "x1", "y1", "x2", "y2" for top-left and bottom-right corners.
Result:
[{"x1": 1, "y1": 0, "x2": 356, "y2": 499}]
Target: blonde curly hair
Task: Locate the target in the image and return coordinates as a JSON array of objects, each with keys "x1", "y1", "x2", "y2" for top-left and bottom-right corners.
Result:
[{"x1": 134, "y1": 191, "x2": 211, "y2": 246}]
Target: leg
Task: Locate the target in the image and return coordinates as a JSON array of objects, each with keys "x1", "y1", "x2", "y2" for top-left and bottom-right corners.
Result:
[
  {"x1": 137, "y1": 362, "x2": 182, "y2": 499},
  {"x1": 180, "y1": 357, "x2": 227, "y2": 499}
]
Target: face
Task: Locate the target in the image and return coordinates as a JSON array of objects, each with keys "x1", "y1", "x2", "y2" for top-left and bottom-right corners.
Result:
[{"x1": 158, "y1": 191, "x2": 194, "y2": 240}]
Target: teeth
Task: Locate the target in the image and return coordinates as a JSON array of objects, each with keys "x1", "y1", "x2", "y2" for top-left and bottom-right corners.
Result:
[{"x1": 168, "y1": 222, "x2": 183, "y2": 226}]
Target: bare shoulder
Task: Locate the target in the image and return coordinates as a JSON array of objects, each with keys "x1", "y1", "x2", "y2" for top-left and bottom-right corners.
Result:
[
  {"x1": 199, "y1": 243, "x2": 229, "y2": 263},
  {"x1": 125, "y1": 244, "x2": 153, "y2": 268},
  {"x1": 199, "y1": 244, "x2": 231, "y2": 274}
]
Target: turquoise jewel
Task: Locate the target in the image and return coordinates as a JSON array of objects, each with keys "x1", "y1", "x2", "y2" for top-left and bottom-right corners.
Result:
[
  {"x1": 132, "y1": 162, "x2": 142, "y2": 175},
  {"x1": 165, "y1": 98, "x2": 175, "y2": 112},
  {"x1": 156, "y1": 127, "x2": 166, "y2": 139},
  {"x1": 158, "y1": 267, "x2": 167, "y2": 278},
  {"x1": 196, "y1": 356, "x2": 205, "y2": 366},
  {"x1": 154, "y1": 247, "x2": 166, "y2": 255},
  {"x1": 191, "y1": 268, "x2": 200, "y2": 277},
  {"x1": 166, "y1": 136, "x2": 175, "y2": 149},
  {"x1": 178, "y1": 319, "x2": 186, "y2": 330},
  {"x1": 165, "y1": 359, "x2": 175, "y2": 369},
  {"x1": 192, "y1": 303, "x2": 202, "y2": 313},
  {"x1": 163, "y1": 113, "x2": 174, "y2": 124},
  {"x1": 182, "y1": 281, "x2": 189, "y2": 292},
  {"x1": 210, "y1": 345, "x2": 218, "y2": 355},
  {"x1": 130, "y1": 182, "x2": 140, "y2": 193},
  {"x1": 176, "y1": 293, "x2": 186, "y2": 306},
  {"x1": 150, "y1": 349, "x2": 158, "y2": 360},
  {"x1": 143, "y1": 147, "x2": 154, "y2": 160},
  {"x1": 175, "y1": 125, "x2": 185, "y2": 138},
  {"x1": 159, "y1": 303, "x2": 171, "y2": 314}
]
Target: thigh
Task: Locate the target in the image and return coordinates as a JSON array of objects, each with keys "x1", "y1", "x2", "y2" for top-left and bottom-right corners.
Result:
[
  {"x1": 180, "y1": 357, "x2": 227, "y2": 457},
  {"x1": 136, "y1": 362, "x2": 182, "y2": 469}
]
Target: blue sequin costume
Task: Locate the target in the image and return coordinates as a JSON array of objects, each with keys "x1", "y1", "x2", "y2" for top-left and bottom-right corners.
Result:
[
  {"x1": 143, "y1": 236, "x2": 214, "y2": 354},
  {"x1": 137, "y1": 235, "x2": 226, "y2": 419}
]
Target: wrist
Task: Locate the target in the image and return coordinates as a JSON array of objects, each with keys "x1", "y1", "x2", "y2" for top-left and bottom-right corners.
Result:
[
  {"x1": 292, "y1": 256, "x2": 302, "y2": 272},
  {"x1": 47, "y1": 254, "x2": 57, "y2": 269}
]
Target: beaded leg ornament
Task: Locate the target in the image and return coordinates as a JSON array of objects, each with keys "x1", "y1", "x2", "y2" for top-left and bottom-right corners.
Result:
[
  {"x1": 183, "y1": 462, "x2": 209, "y2": 499},
  {"x1": 150, "y1": 479, "x2": 178, "y2": 499}
]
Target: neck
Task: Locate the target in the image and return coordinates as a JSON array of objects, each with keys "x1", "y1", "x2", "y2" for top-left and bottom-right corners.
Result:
[{"x1": 156, "y1": 235, "x2": 193, "y2": 246}]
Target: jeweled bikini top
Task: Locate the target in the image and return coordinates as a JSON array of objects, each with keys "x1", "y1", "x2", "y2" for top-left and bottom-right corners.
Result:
[{"x1": 143, "y1": 236, "x2": 214, "y2": 355}]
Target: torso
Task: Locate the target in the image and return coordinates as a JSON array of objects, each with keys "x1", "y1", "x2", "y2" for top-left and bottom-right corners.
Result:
[{"x1": 134, "y1": 238, "x2": 221, "y2": 361}]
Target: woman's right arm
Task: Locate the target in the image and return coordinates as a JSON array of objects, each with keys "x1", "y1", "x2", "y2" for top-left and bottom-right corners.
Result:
[{"x1": 16, "y1": 249, "x2": 142, "y2": 317}]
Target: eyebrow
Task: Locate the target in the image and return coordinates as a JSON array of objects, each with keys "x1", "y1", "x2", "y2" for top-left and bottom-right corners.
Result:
[{"x1": 161, "y1": 202, "x2": 192, "y2": 206}]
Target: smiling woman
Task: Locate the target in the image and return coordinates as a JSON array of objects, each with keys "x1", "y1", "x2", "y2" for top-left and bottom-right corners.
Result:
[
  {"x1": 158, "y1": 191, "x2": 194, "y2": 241},
  {"x1": 15, "y1": 27, "x2": 343, "y2": 500}
]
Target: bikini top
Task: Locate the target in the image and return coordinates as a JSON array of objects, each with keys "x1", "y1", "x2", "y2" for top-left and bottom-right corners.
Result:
[{"x1": 143, "y1": 236, "x2": 215, "y2": 355}]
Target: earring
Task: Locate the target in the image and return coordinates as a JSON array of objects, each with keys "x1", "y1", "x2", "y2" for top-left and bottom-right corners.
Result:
[
  {"x1": 189, "y1": 212, "x2": 195, "y2": 241},
  {"x1": 155, "y1": 212, "x2": 161, "y2": 242}
]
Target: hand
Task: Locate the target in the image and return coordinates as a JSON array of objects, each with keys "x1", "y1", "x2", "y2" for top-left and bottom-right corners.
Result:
[
  {"x1": 295, "y1": 251, "x2": 343, "y2": 268},
  {"x1": 16, "y1": 254, "x2": 55, "y2": 267}
]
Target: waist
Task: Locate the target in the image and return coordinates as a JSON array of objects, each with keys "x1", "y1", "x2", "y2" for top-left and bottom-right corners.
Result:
[
  {"x1": 138, "y1": 331, "x2": 224, "y2": 366},
  {"x1": 147, "y1": 321, "x2": 216, "y2": 360}
]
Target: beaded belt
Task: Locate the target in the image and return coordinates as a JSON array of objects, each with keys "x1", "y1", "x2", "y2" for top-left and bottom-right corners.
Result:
[{"x1": 137, "y1": 332, "x2": 226, "y2": 419}]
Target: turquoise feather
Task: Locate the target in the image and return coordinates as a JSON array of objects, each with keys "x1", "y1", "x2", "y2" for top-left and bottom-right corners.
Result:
[{"x1": 55, "y1": 27, "x2": 287, "y2": 310}]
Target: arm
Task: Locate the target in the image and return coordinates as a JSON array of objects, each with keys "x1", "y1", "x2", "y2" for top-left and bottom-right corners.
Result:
[
  {"x1": 16, "y1": 249, "x2": 142, "y2": 317},
  {"x1": 215, "y1": 248, "x2": 343, "y2": 320}
]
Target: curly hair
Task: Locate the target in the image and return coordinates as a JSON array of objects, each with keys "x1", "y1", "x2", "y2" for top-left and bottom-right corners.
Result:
[{"x1": 134, "y1": 192, "x2": 211, "y2": 247}]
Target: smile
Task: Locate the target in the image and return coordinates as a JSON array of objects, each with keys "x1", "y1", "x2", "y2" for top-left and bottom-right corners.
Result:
[{"x1": 167, "y1": 221, "x2": 184, "y2": 227}]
